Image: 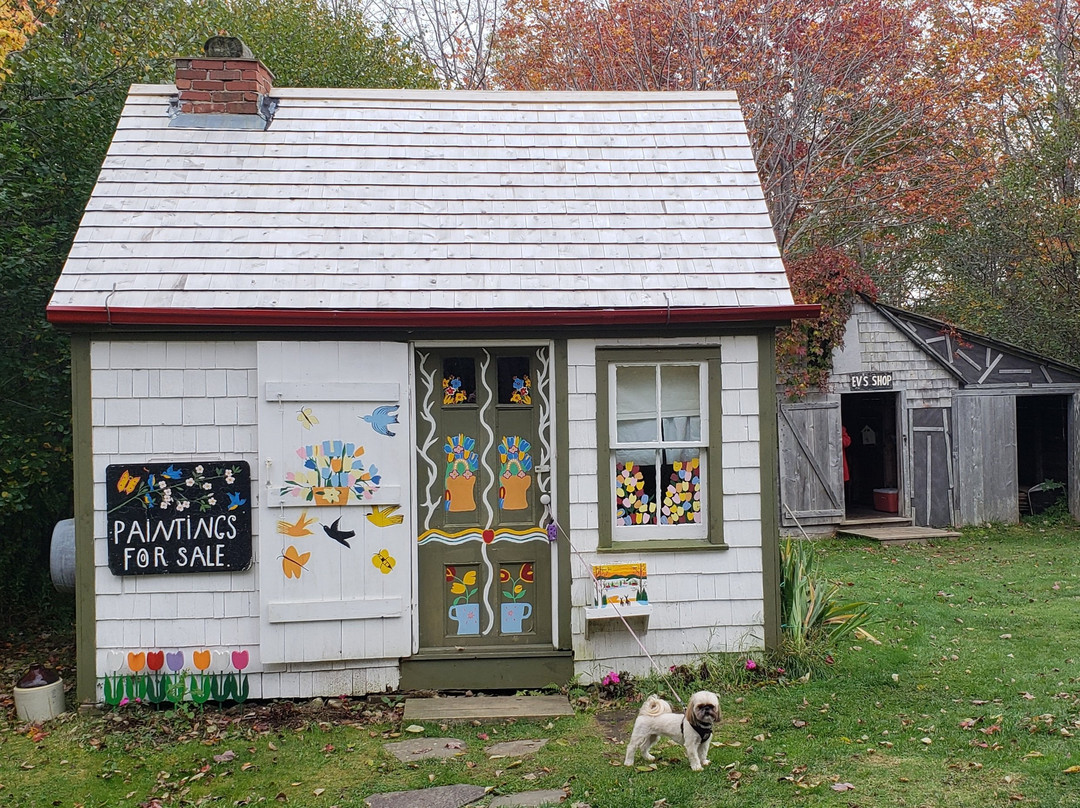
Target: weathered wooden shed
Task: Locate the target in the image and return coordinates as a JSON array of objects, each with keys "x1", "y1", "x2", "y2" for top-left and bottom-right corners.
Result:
[
  {"x1": 779, "y1": 296, "x2": 1080, "y2": 530},
  {"x1": 48, "y1": 41, "x2": 815, "y2": 704}
]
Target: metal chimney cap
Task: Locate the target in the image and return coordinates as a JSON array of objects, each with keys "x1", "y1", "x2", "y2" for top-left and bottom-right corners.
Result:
[{"x1": 203, "y1": 36, "x2": 253, "y2": 59}]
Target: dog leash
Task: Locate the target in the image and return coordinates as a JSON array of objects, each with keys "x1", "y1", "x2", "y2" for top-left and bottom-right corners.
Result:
[{"x1": 550, "y1": 519, "x2": 686, "y2": 706}]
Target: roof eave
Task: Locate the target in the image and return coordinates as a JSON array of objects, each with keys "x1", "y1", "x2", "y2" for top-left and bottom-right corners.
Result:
[{"x1": 47, "y1": 304, "x2": 819, "y2": 330}]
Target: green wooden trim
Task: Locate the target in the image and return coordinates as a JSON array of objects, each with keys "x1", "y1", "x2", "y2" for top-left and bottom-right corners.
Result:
[
  {"x1": 70, "y1": 335, "x2": 97, "y2": 704},
  {"x1": 554, "y1": 340, "x2": 573, "y2": 650},
  {"x1": 599, "y1": 541, "x2": 729, "y2": 553},
  {"x1": 595, "y1": 347, "x2": 724, "y2": 549},
  {"x1": 400, "y1": 648, "x2": 575, "y2": 691},
  {"x1": 758, "y1": 332, "x2": 782, "y2": 652}
]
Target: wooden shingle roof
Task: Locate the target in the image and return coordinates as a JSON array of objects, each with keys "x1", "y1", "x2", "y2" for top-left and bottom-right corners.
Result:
[{"x1": 48, "y1": 88, "x2": 810, "y2": 329}]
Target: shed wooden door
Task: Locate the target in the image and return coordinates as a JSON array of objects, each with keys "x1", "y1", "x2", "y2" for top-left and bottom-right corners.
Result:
[
  {"x1": 911, "y1": 407, "x2": 954, "y2": 527},
  {"x1": 956, "y1": 394, "x2": 1018, "y2": 524},
  {"x1": 778, "y1": 398, "x2": 844, "y2": 526},
  {"x1": 414, "y1": 347, "x2": 554, "y2": 652}
]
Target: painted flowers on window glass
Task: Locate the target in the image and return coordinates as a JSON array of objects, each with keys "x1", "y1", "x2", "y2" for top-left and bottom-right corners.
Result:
[
  {"x1": 510, "y1": 374, "x2": 532, "y2": 404},
  {"x1": 615, "y1": 462, "x2": 656, "y2": 525},
  {"x1": 443, "y1": 374, "x2": 468, "y2": 404},
  {"x1": 660, "y1": 458, "x2": 702, "y2": 524}
]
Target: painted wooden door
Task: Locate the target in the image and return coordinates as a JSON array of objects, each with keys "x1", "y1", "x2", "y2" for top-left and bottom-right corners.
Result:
[
  {"x1": 256, "y1": 341, "x2": 413, "y2": 664},
  {"x1": 910, "y1": 407, "x2": 955, "y2": 527},
  {"x1": 778, "y1": 398, "x2": 844, "y2": 526},
  {"x1": 414, "y1": 347, "x2": 554, "y2": 651}
]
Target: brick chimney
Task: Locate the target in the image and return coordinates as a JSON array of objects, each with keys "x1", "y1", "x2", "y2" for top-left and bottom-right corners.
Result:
[{"x1": 174, "y1": 36, "x2": 274, "y2": 116}]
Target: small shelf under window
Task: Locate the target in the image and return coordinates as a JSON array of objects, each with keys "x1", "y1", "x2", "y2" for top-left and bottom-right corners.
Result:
[{"x1": 584, "y1": 602, "x2": 652, "y2": 637}]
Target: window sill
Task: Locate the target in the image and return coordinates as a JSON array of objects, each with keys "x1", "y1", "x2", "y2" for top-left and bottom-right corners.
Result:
[{"x1": 598, "y1": 540, "x2": 729, "y2": 553}]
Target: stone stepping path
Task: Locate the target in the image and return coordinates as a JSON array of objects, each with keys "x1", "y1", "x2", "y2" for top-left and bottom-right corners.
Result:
[
  {"x1": 404, "y1": 695, "x2": 573, "y2": 722},
  {"x1": 488, "y1": 790, "x2": 566, "y2": 807},
  {"x1": 365, "y1": 784, "x2": 487, "y2": 808},
  {"x1": 383, "y1": 737, "x2": 468, "y2": 762}
]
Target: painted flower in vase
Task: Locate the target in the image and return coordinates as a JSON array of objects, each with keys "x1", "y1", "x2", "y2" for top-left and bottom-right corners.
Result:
[
  {"x1": 280, "y1": 440, "x2": 381, "y2": 505},
  {"x1": 499, "y1": 436, "x2": 533, "y2": 510},
  {"x1": 660, "y1": 458, "x2": 701, "y2": 524},
  {"x1": 500, "y1": 562, "x2": 533, "y2": 601},
  {"x1": 444, "y1": 434, "x2": 479, "y2": 512},
  {"x1": 447, "y1": 567, "x2": 478, "y2": 604},
  {"x1": 615, "y1": 462, "x2": 656, "y2": 525}
]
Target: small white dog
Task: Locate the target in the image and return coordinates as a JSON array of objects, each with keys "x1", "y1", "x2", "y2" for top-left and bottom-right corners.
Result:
[{"x1": 623, "y1": 690, "x2": 720, "y2": 771}]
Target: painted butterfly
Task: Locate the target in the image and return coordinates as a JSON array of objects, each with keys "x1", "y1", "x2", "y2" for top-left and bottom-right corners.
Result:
[
  {"x1": 281, "y1": 545, "x2": 311, "y2": 579},
  {"x1": 116, "y1": 469, "x2": 141, "y2": 494},
  {"x1": 296, "y1": 406, "x2": 319, "y2": 430},
  {"x1": 371, "y1": 549, "x2": 396, "y2": 574}
]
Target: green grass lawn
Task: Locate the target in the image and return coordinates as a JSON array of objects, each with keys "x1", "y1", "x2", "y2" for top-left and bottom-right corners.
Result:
[{"x1": 2, "y1": 520, "x2": 1078, "y2": 807}]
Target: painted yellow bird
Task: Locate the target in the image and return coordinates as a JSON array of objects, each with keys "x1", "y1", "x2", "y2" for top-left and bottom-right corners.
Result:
[
  {"x1": 367, "y1": 504, "x2": 404, "y2": 528},
  {"x1": 277, "y1": 510, "x2": 317, "y2": 537}
]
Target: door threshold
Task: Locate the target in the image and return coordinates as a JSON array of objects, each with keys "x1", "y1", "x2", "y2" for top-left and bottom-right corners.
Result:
[{"x1": 400, "y1": 647, "x2": 574, "y2": 691}]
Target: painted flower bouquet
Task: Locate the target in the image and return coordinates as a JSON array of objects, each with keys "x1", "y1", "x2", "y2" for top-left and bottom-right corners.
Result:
[{"x1": 280, "y1": 440, "x2": 381, "y2": 505}]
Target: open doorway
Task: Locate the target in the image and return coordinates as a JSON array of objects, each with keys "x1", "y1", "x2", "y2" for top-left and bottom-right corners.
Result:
[
  {"x1": 1016, "y1": 395, "x2": 1069, "y2": 515},
  {"x1": 841, "y1": 392, "x2": 901, "y2": 517}
]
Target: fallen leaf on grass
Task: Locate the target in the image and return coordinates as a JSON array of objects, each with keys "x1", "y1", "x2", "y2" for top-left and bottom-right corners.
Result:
[
  {"x1": 1020, "y1": 693, "x2": 1035, "y2": 700},
  {"x1": 213, "y1": 751, "x2": 236, "y2": 763},
  {"x1": 792, "y1": 720, "x2": 807, "y2": 728},
  {"x1": 406, "y1": 725, "x2": 425, "y2": 733},
  {"x1": 312, "y1": 788, "x2": 325, "y2": 796},
  {"x1": 979, "y1": 725, "x2": 1002, "y2": 735},
  {"x1": 832, "y1": 783, "x2": 855, "y2": 792},
  {"x1": 241, "y1": 763, "x2": 256, "y2": 771},
  {"x1": 635, "y1": 764, "x2": 658, "y2": 772},
  {"x1": 960, "y1": 719, "x2": 979, "y2": 729},
  {"x1": 1063, "y1": 765, "x2": 1080, "y2": 774}
]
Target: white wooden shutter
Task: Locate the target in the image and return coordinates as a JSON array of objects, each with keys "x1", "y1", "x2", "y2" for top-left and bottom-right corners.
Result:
[{"x1": 256, "y1": 341, "x2": 412, "y2": 664}]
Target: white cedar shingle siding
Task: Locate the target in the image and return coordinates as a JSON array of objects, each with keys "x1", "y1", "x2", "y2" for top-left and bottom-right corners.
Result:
[
  {"x1": 567, "y1": 335, "x2": 765, "y2": 680},
  {"x1": 52, "y1": 89, "x2": 792, "y2": 315}
]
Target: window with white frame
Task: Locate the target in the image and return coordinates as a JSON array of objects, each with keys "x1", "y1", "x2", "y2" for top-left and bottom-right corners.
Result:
[{"x1": 598, "y1": 349, "x2": 724, "y2": 547}]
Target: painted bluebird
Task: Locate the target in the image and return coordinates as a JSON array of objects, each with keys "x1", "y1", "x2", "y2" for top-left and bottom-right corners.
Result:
[{"x1": 361, "y1": 404, "x2": 399, "y2": 437}]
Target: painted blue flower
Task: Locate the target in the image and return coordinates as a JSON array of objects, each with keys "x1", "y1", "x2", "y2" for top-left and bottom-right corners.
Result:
[{"x1": 227, "y1": 492, "x2": 247, "y2": 511}]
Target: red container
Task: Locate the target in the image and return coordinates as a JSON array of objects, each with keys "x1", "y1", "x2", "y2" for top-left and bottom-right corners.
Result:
[{"x1": 873, "y1": 488, "x2": 898, "y2": 513}]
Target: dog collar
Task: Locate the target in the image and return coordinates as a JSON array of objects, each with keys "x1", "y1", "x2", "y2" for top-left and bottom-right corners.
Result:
[{"x1": 682, "y1": 718, "x2": 713, "y2": 743}]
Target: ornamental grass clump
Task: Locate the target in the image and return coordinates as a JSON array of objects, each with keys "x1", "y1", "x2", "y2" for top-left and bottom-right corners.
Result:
[{"x1": 780, "y1": 538, "x2": 875, "y2": 671}]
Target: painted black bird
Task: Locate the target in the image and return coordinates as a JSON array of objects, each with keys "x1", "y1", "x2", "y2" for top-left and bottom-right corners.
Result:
[{"x1": 322, "y1": 517, "x2": 355, "y2": 548}]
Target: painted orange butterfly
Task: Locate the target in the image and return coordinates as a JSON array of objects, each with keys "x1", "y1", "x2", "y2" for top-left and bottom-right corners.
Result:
[
  {"x1": 281, "y1": 545, "x2": 311, "y2": 579},
  {"x1": 371, "y1": 549, "x2": 396, "y2": 574},
  {"x1": 116, "y1": 469, "x2": 141, "y2": 494}
]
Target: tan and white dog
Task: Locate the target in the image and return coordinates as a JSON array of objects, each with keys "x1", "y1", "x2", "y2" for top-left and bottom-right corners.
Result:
[{"x1": 623, "y1": 690, "x2": 720, "y2": 771}]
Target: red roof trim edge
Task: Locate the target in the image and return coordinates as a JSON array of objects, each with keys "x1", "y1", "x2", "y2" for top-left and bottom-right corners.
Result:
[{"x1": 47, "y1": 304, "x2": 820, "y2": 329}]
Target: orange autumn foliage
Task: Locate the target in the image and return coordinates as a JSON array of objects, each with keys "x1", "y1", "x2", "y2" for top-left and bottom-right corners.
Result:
[
  {"x1": 493, "y1": 0, "x2": 1051, "y2": 263},
  {"x1": 0, "y1": 0, "x2": 55, "y2": 85}
]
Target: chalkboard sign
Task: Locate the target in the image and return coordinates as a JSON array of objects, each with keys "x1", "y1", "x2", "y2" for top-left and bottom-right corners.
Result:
[{"x1": 107, "y1": 461, "x2": 252, "y2": 575}]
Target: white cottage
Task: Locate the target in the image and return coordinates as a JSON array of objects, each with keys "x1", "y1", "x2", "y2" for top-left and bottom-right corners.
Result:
[{"x1": 49, "y1": 39, "x2": 814, "y2": 704}]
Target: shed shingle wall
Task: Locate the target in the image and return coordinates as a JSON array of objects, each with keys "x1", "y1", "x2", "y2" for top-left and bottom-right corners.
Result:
[
  {"x1": 90, "y1": 340, "x2": 398, "y2": 699},
  {"x1": 567, "y1": 335, "x2": 765, "y2": 679}
]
